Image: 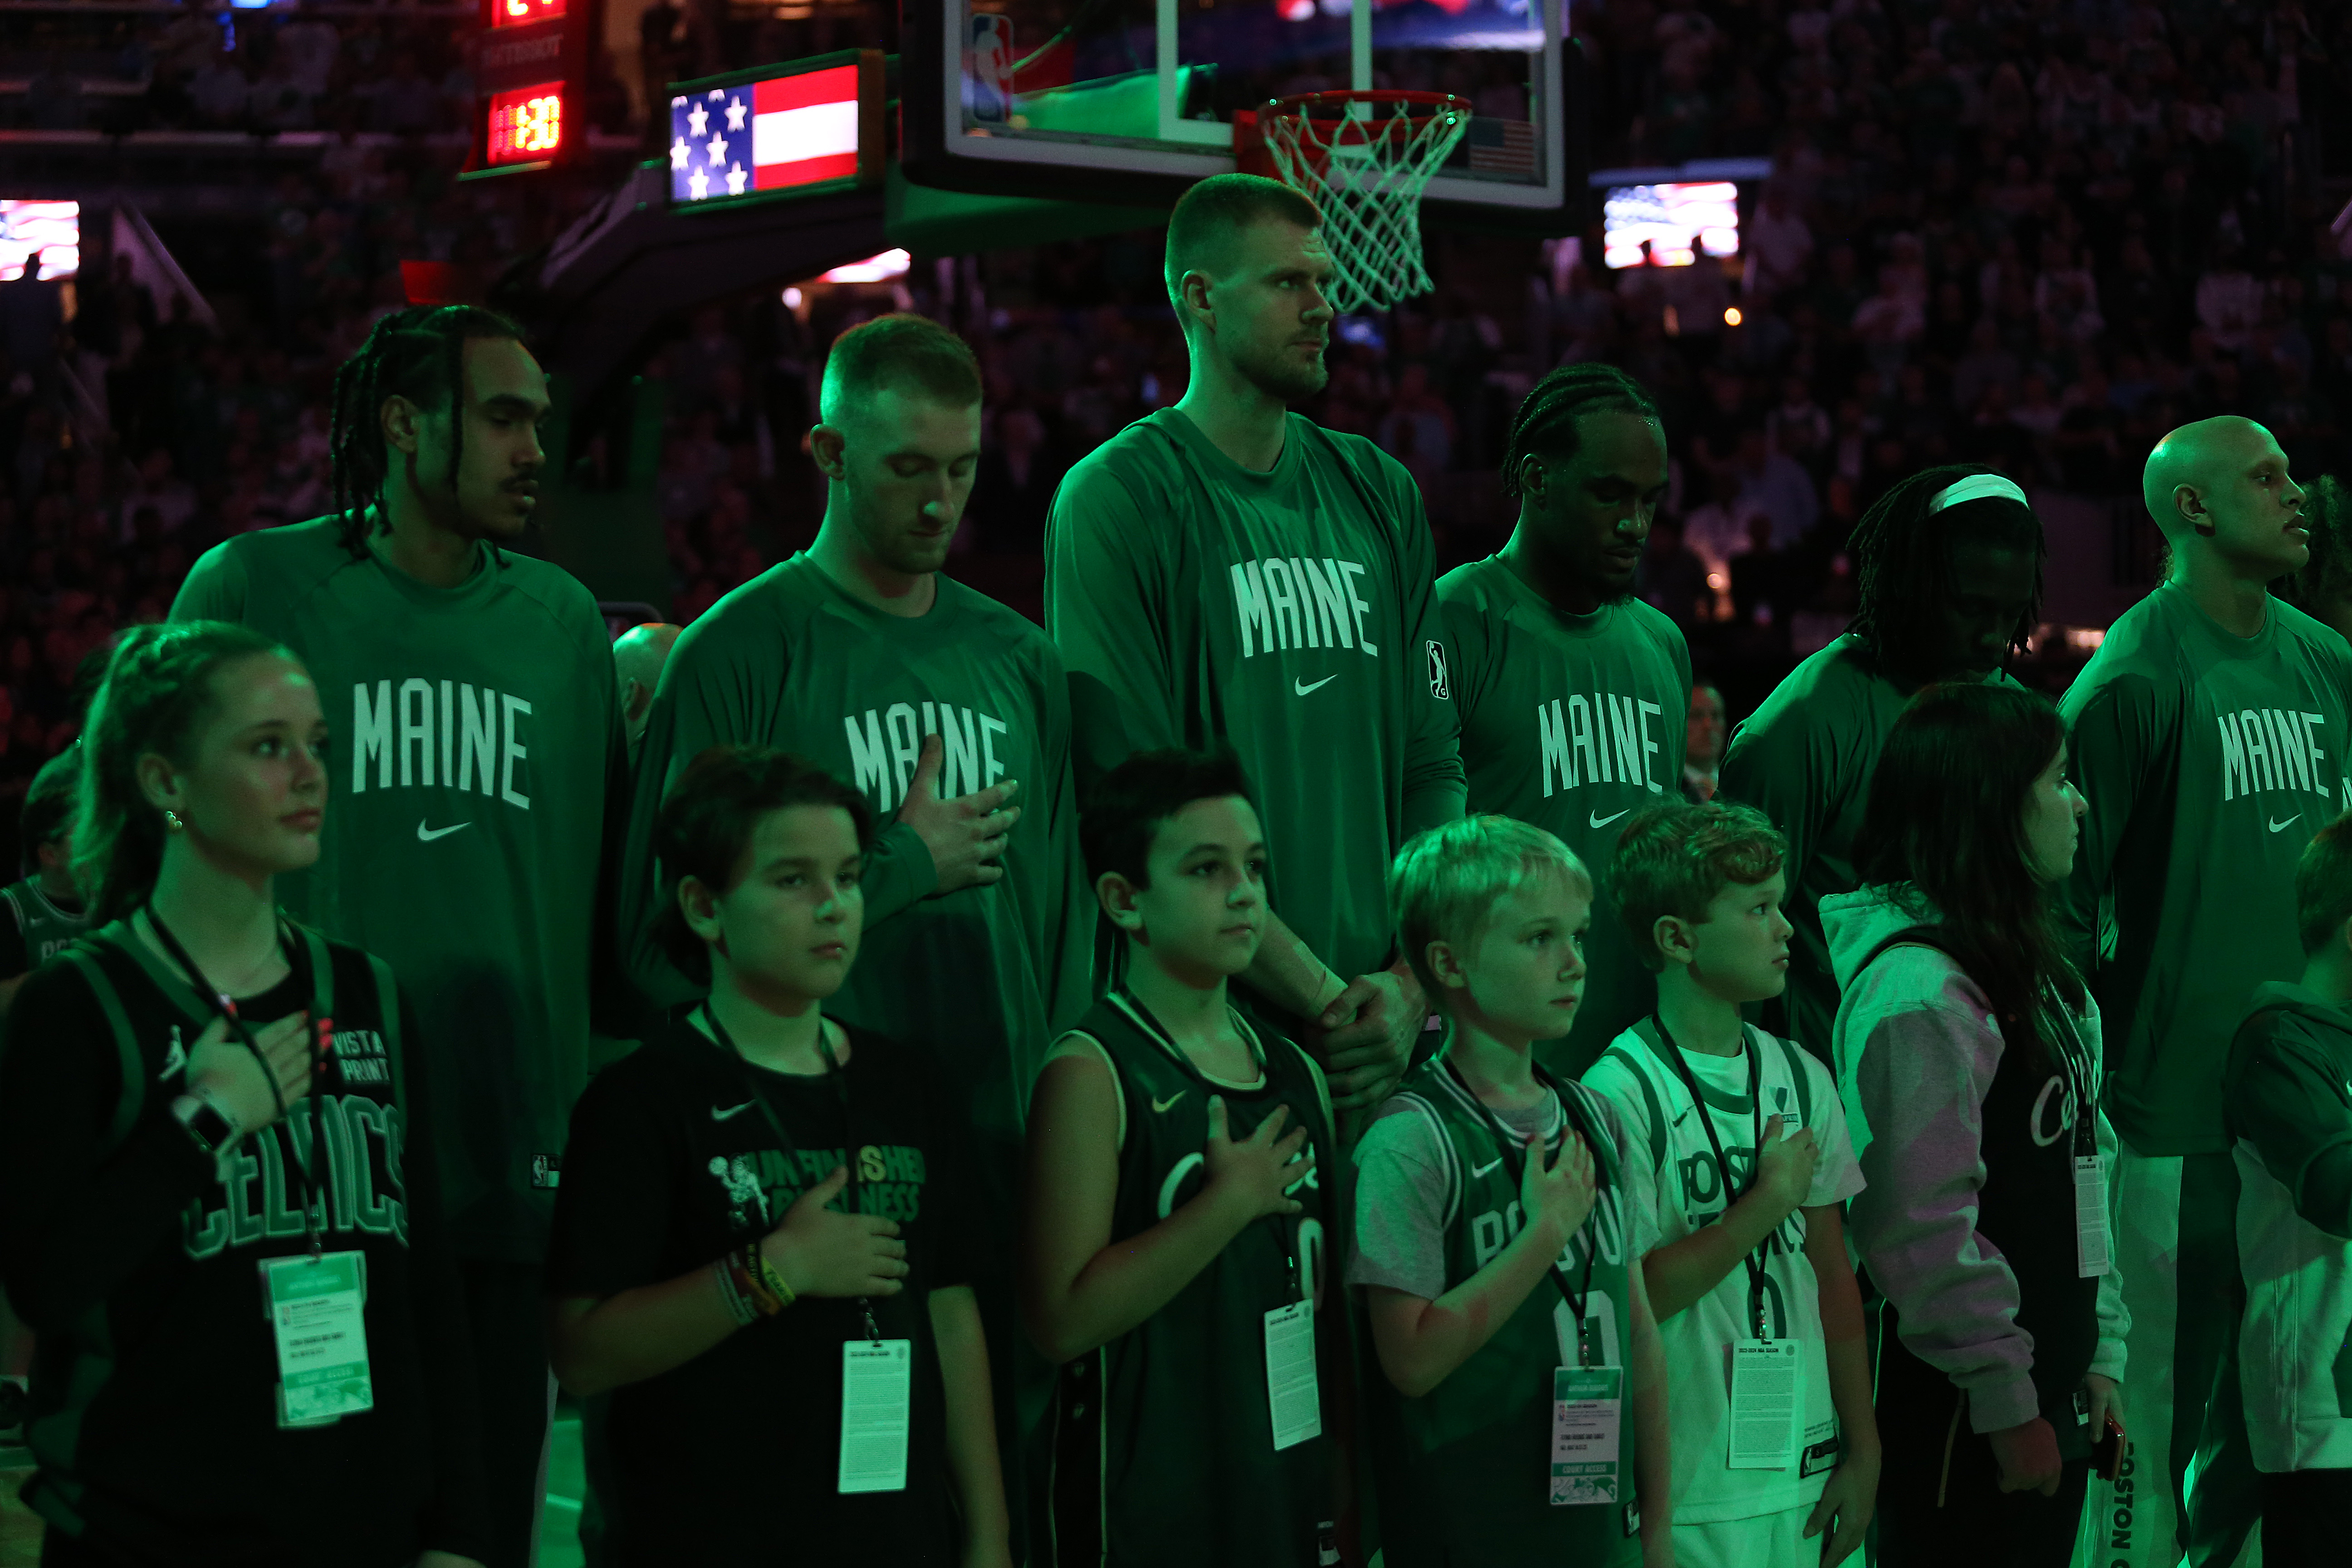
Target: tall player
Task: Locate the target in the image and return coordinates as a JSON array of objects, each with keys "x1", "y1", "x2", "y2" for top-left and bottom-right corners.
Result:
[
  {"x1": 2058, "y1": 416, "x2": 2352, "y2": 1568},
  {"x1": 172, "y1": 305, "x2": 630, "y2": 1568},
  {"x1": 1048, "y1": 174, "x2": 1465, "y2": 1113},
  {"x1": 1717, "y1": 465, "x2": 2042, "y2": 1054},
  {"x1": 618, "y1": 311, "x2": 1091, "y2": 1555},
  {"x1": 1433, "y1": 364, "x2": 1688, "y2": 1075}
]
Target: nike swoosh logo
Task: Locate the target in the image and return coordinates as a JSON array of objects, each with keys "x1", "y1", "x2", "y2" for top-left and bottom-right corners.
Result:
[
  {"x1": 1294, "y1": 674, "x2": 1338, "y2": 697},
  {"x1": 2269, "y1": 815, "x2": 2302, "y2": 833},
  {"x1": 1471, "y1": 1156, "x2": 1504, "y2": 1178},
  {"x1": 1589, "y1": 809, "x2": 1632, "y2": 830},
  {"x1": 711, "y1": 1101, "x2": 757, "y2": 1122},
  {"x1": 416, "y1": 820, "x2": 471, "y2": 843},
  {"x1": 1671, "y1": 1106, "x2": 1694, "y2": 1128},
  {"x1": 1152, "y1": 1092, "x2": 1186, "y2": 1113}
]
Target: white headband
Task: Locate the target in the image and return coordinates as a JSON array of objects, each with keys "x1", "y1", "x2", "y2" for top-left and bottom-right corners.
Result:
[{"x1": 1927, "y1": 472, "x2": 2031, "y2": 513}]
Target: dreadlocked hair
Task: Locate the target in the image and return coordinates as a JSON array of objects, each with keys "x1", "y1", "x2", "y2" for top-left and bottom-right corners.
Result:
[
  {"x1": 1499, "y1": 363, "x2": 1661, "y2": 499},
  {"x1": 328, "y1": 304, "x2": 525, "y2": 557},
  {"x1": 1846, "y1": 463, "x2": 2044, "y2": 671},
  {"x1": 73, "y1": 621, "x2": 299, "y2": 925}
]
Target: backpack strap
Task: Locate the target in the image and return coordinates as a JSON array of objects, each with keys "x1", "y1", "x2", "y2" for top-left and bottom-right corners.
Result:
[
  {"x1": 290, "y1": 918, "x2": 335, "y2": 1019},
  {"x1": 54, "y1": 946, "x2": 147, "y2": 1159},
  {"x1": 361, "y1": 950, "x2": 407, "y2": 1108}
]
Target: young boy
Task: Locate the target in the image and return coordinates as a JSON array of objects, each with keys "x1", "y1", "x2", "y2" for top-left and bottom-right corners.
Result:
[
  {"x1": 544, "y1": 746, "x2": 1011, "y2": 1567},
  {"x1": 2225, "y1": 811, "x2": 2352, "y2": 1561},
  {"x1": 1352, "y1": 814, "x2": 1672, "y2": 1567},
  {"x1": 1582, "y1": 802, "x2": 1877, "y2": 1568},
  {"x1": 1022, "y1": 747, "x2": 1340, "y2": 1567}
]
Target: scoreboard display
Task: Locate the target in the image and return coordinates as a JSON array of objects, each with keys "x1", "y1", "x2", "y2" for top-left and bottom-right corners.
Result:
[
  {"x1": 469, "y1": 0, "x2": 583, "y2": 175},
  {"x1": 487, "y1": 83, "x2": 565, "y2": 165}
]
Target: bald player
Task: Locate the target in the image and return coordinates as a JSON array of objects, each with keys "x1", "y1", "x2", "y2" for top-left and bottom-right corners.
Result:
[
  {"x1": 1049, "y1": 174, "x2": 1464, "y2": 1116},
  {"x1": 612, "y1": 621, "x2": 680, "y2": 755},
  {"x1": 619, "y1": 312, "x2": 1088, "y2": 1556},
  {"x1": 2059, "y1": 416, "x2": 2352, "y2": 1568}
]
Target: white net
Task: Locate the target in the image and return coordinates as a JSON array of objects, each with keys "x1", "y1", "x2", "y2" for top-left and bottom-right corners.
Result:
[{"x1": 1260, "y1": 93, "x2": 1471, "y2": 316}]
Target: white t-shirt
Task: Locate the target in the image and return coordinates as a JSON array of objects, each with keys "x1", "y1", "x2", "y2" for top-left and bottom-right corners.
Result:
[{"x1": 1583, "y1": 1020, "x2": 1865, "y2": 1525}]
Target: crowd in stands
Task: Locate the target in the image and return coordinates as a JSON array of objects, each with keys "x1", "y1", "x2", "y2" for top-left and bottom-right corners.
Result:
[{"x1": 5, "y1": 0, "x2": 2352, "y2": 856}]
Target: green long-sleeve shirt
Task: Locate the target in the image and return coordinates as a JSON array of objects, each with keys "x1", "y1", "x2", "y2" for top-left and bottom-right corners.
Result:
[
  {"x1": 2058, "y1": 580, "x2": 2352, "y2": 1155},
  {"x1": 1047, "y1": 408, "x2": 1465, "y2": 986},
  {"x1": 1433, "y1": 557, "x2": 1691, "y2": 1075},
  {"x1": 618, "y1": 554, "x2": 1092, "y2": 1171},
  {"x1": 1717, "y1": 635, "x2": 2019, "y2": 1058},
  {"x1": 173, "y1": 519, "x2": 630, "y2": 1261}
]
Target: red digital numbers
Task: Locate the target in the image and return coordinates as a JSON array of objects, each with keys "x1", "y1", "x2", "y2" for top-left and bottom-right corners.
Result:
[
  {"x1": 491, "y1": 0, "x2": 565, "y2": 28},
  {"x1": 487, "y1": 83, "x2": 564, "y2": 164}
]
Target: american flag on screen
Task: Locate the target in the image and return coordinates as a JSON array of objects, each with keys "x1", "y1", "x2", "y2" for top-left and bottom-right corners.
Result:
[
  {"x1": 669, "y1": 63, "x2": 861, "y2": 204},
  {"x1": 1464, "y1": 117, "x2": 1537, "y2": 176}
]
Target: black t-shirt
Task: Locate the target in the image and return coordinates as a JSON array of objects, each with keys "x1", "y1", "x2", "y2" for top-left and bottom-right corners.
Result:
[{"x1": 546, "y1": 1017, "x2": 979, "y2": 1566}]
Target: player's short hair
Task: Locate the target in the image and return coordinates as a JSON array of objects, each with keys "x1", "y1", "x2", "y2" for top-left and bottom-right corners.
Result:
[
  {"x1": 1609, "y1": 801, "x2": 1786, "y2": 971},
  {"x1": 2295, "y1": 811, "x2": 2352, "y2": 956},
  {"x1": 653, "y1": 746, "x2": 877, "y2": 985},
  {"x1": 1388, "y1": 815, "x2": 1591, "y2": 1009},
  {"x1": 1500, "y1": 363, "x2": 1662, "y2": 499},
  {"x1": 1163, "y1": 173, "x2": 1323, "y2": 321},
  {"x1": 20, "y1": 746, "x2": 82, "y2": 875},
  {"x1": 1847, "y1": 462, "x2": 2044, "y2": 674},
  {"x1": 819, "y1": 312, "x2": 982, "y2": 420},
  {"x1": 1081, "y1": 747, "x2": 1256, "y2": 892}
]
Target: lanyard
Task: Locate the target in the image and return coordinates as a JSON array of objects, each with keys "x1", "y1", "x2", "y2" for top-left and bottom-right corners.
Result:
[
  {"x1": 2042, "y1": 995, "x2": 2099, "y2": 1159},
  {"x1": 699, "y1": 1002, "x2": 881, "y2": 1343},
  {"x1": 1650, "y1": 1013, "x2": 1773, "y2": 1339},
  {"x1": 144, "y1": 903, "x2": 325, "y2": 1257},
  {"x1": 1122, "y1": 990, "x2": 1303, "y2": 1306},
  {"x1": 1441, "y1": 1056, "x2": 1603, "y2": 1365}
]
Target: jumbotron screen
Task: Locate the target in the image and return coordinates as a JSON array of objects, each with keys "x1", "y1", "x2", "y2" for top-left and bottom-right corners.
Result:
[
  {"x1": 670, "y1": 61, "x2": 863, "y2": 206},
  {"x1": 0, "y1": 201, "x2": 78, "y2": 282},
  {"x1": 1602, "y1": 181, "x2": 1740, "y2": 270}
]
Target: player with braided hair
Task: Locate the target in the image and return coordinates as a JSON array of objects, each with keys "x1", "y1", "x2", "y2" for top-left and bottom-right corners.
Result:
[
  {"x1": 1429, "y1": 363, "x2": 1691, "y2": 1073},
  {"x1": 172, "y1": 305, "x2": 631, "y2": 1568},
  {"x1": 1718, "y1": 464, "x2": 2043, "y2": 1055}
]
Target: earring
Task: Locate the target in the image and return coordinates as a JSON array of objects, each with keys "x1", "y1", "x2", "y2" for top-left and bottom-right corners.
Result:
[{"x1": 162, "y1": 809, "x2": 183, "y2": 833}]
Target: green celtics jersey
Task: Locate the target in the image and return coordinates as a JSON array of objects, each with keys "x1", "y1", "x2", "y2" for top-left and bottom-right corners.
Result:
[
  {"x1": 1045, "y1": 992, "x2": 1336, "y2": 1568},
  {"x1": 1358, "y1": 1052, "x2": 1647, "y2": 1568},
  {"x1": 0, "y1": 878, "x2": 88, "y2": 977},
  {"x1": 619, "y1": 554, "x2": 1092, "y2": 1182},
  {"x1": 2059, "y1": 581, "x2": 2352, "y2": 1154},
  {"x1": 172, "y1": 517, "x2": 630, "y2": 1261},
  {"x1": 1048, "y1": 409, "x2": 1465, "y2": 986},
  {"x1": 1718, "y1": 636, "x2": 2018, "y2": 1057},
  {"x1": 1434, "y1": 556, "x2": 1692, "y2": 1076}
]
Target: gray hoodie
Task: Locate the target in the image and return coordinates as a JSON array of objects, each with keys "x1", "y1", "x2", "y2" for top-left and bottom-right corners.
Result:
[{"x1": 1823, "y1": 883, "x2": 2129, "y2": 1435}]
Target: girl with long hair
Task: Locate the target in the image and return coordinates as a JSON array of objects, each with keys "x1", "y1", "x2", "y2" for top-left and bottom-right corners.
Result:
[
  {"x1": 1821, "y1": 682, "x2": 2125, "y2": 1566},
  {"x1": 0, "y1": 622, "x2": 484, "y2": 1568}
]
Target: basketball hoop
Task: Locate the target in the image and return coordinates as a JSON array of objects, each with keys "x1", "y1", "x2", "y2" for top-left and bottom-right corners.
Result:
[{"x1": 1246, "y1": 90, "x2": 1471, "y2": 316}]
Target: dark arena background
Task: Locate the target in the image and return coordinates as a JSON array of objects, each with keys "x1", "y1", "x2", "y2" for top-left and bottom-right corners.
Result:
[{"x1": 1, "y1": 0, "x2": 2351, "y2": 1562}]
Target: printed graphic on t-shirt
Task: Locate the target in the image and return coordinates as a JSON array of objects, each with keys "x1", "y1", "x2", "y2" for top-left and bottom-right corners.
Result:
[
  {"x1": 348, "y1": 677, "x2": 538, "y2": 811},
  {"x1": 1230, "y1": 555, "x2": 1382, "y2": 661},
  {"x1": 2213, "y1": 705, "x2": 2342, "y2": 810},
  {"x1": 181, "y1": 1095, "x2": 408, "y2": 1259},
  {"x1": 1536, "y1": 690, "x2": 1674, "y2": 799},
  {"x1": 706, "y1": 1141, "x2": 930, "y2": 1232},
  {"x1": 842, "y1": 701, "x2": 1013, "y2": 814}
]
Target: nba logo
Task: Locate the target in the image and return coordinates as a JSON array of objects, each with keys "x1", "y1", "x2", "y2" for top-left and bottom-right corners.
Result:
[
  {"x1": 1425, "y1": 640, "x2": 1450, "y2": 701},
  {"x1": 968, "y1": 15, "x2": 1013, "y2": 124},
  {"x1": 531, "y1": 1153, "x2": 562, "y2": 1190}
]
